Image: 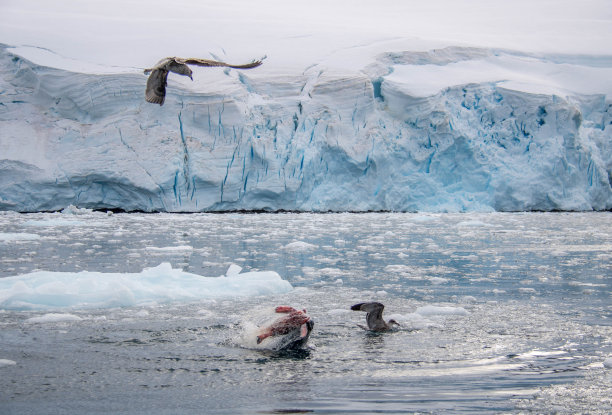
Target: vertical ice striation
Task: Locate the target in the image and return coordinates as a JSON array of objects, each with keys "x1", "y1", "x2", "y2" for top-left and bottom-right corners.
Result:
[{"x1": 0, "y1": 44, "x2": 610, "y2": 212}]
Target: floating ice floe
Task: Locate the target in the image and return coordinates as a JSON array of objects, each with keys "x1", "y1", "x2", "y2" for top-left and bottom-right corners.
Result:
[
  {"x1": 0, "y1": 263, "x2": 293, "y2": 311},
  {"x1": 284, "y1": 241, "x2": 318, "y2": 251},
  {"x1": 385, "y1": 304, "x2": 470, "y2": 331},
  {"x1": 61, "y1": 205, "x2": 93, "y2": 215},
  {"x1": 0, "y1": 232, "x2": 41, "y2": 242},
  {"x1": 26, "y1": 313, "x2": 83, "y2": 323},
  {"x1": 145, "y1": 245, "x2": 194, "y2": 252},
  {"x1": 414, "y1": 305, "x2": 469, "y2": 317},
  {"x1": 0, "y1": 359, "x2": 17, "y2": 367}
]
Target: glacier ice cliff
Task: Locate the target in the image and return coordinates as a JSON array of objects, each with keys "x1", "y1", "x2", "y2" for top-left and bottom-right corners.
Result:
[{"x1": 0, "y1": 44, "x2": 611, "y2": 212}]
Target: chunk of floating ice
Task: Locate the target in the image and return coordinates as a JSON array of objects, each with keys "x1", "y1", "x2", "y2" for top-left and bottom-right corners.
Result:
[
  {"x1": 23, "y1": 219, "x2": 86, "y2": 227},
  {"x1": 415, "y1": 305, "x2": 469, "y2": 316},
  {"x1": 0, "y1": 233, "x2": 41, "y2": 242},
  {"x1": 456, "y1": 220, "x2": 490, "y2": 227},
  {"x1": 0, "y1": 359, "x2": 17, "y2": 367},
  {"x1": 61, "y1": 205, "x2": 93, "y2": 215},
  {"x1": 604, "y1": 357, "x2": 612, "y2": 369},
  {"x1": 0, "y1": 263, "x2": 293, "y2": 311},
  {"x1": 145, "y1": 245, "x2": 194, "y2": 252},
  {"x1": 226, "y1": 264, "x2": 243, "y2": 277},
  {"x1": 284, "y1": 241, "x2": 317, "y2": 251},
  {"x1": 26, "y1": 313, "x2": 83, "y2": 323}
]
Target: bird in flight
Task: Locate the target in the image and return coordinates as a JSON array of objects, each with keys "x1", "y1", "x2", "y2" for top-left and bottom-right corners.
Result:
[{"x1": 144, "y1": 56, "x2": 263, "y2": 105}]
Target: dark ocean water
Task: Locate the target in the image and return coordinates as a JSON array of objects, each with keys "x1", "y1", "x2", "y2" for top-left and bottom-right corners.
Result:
[{"x1": 1, "y1": 211, "x2": 611, "y2": 414}]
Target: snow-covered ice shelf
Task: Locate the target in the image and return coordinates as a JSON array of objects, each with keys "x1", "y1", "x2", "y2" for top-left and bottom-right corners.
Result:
[{"x1": 0, "y1": 0, "x2": 610, "y2": 212}]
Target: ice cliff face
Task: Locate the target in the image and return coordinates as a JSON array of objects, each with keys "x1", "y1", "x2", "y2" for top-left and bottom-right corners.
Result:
[{"x1": 1, "y1": 44, "x2": 611, "y2": 212}]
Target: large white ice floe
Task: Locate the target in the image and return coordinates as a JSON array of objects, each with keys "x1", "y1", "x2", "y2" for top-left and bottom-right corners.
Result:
[{"x1": 0, "y1": 263, "x2": 293, "y2": 310}]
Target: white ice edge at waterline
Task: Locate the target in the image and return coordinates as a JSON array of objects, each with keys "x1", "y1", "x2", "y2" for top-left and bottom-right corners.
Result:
[{"x1": 0, "y1": 263, "x2": 293, "y2": 311}]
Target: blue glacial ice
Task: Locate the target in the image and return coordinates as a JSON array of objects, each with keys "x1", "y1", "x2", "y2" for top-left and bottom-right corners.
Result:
[{"x1": 0, "y1": 44, "x2": 610, "y2": 212}]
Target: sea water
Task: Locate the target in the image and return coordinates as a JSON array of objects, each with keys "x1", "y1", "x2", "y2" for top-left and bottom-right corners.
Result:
[{"x1": 0, "y1": 211, "x2": 611, "y2": 414}]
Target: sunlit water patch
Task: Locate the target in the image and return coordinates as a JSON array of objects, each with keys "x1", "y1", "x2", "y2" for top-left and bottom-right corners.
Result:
[{"x1": 0, "y1": 211, "x2": 611, "y2": 414}]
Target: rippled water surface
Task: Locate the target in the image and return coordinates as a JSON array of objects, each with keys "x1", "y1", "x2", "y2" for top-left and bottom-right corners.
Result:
[{"x1": 1, "y1": 211, "x2": 611, "y2": 414}]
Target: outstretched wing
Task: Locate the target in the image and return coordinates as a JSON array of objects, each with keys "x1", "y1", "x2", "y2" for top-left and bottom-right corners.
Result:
[
  {"x1": 145, "y1": 68, "x2": 169, "y2": 105},
  {"x1": 179, "y1": 57, "x2": 263, "y2": 69},
  {"x1": 351, "y1": 302, "x2": 386, "y2": 330}
]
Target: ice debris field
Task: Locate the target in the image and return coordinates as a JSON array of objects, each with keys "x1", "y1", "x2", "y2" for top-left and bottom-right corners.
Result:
[
  {"x1": 0, "y1": 0, "x2": 611, "y2": 212},
  {"x1": 1, "y1": 210, "x2": 611, "y2": 414}
]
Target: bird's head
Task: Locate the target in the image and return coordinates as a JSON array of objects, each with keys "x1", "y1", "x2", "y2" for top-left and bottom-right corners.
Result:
[{"x1": 388, "y1": 319, "x2": 401, "y2": 328}]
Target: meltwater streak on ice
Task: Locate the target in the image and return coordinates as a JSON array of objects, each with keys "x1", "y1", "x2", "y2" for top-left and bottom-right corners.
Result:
[{"x1": 0, "y1": 263, "x2": 293, "y2": 310}]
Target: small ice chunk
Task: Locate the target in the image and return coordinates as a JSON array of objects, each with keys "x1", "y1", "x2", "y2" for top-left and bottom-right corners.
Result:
[
  {"x1": 415, "y1": 305, "x2": 469, "y2": 317},
  {"x1": 0, "y1": 233, "x2": 41, "y2": 242},
  {"x1": 375, "y1": 290, "x2": 388, "y2": 296},
  {"x1": 604, "y1": 357, "x2": 612, "y2": 369},
  {"x1": 457, "y1": 220, "x2": 489, "y2": 227},
  {"x1": 146, "y1": 245, "x2": 193, "y2": 252},
  {"x1": 26, "y1": 313, "x2": 83, "y2": 323},
  {"x1": 0, "y1": 359, "x2": 17, "y2": 367},
  {"x1": 61, "y1": 205, "x2": 93, "y2": 215},
  {"x1": 226, "y1": 264, "x2": 243, "y2": 277},
  {"x1": 284, "y1": 241, "x2": 317, "y2": 251}
]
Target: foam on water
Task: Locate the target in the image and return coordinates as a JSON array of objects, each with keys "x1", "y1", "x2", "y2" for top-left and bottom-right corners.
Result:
[{"x1": 0, "y1": 263, "x2": 293, "y2": 310}]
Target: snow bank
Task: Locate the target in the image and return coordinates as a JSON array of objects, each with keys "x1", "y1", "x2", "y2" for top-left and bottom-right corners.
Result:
[{"x1": 0, "y1": 263, "x2": 293, "y2": 310}]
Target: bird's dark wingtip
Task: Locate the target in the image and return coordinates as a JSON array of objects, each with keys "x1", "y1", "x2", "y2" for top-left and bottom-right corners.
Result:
[
  {"x1": 351, "y1": 303, "x2": 365, "y2": 311},
  {"x1": 145, "y1": 96, "x2": 164, "y2": 106}
]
